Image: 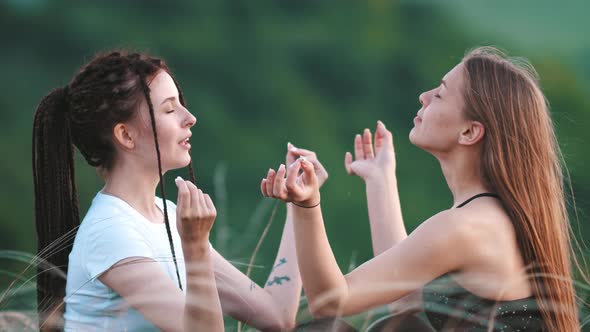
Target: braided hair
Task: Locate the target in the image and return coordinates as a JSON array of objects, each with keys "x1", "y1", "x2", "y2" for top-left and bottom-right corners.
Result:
[{"x1": 32, "y1": 51, "x2": 196, "y2": 330}]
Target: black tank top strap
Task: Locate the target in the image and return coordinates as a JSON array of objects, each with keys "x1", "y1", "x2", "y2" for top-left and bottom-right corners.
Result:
[{"x1": 456, "y1": 193, "x2": 499, "y2": 208}]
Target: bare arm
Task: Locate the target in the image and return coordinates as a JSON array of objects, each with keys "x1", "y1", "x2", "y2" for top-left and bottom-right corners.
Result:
[
  {"x1": 262, "y1": 158, "x2": 474, "y2": 317},
  {"x1": 211, "y1": 207, "x2": 301, "y2": 331},
  {"x1": 345, "y1": 121, "x2": 406, "y2": 256},
  {"x1": 214, "y1": 144, "x2": 331, "y2": 330},
  {"x1": 292, "y1": 207, "x2": 471, "y2": 317}
]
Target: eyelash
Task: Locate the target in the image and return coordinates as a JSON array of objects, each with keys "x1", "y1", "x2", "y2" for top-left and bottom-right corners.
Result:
[
  {"x1": 166, "y1": 109, "x2": 175, "y2": 114},
  {"x1": 434, "y1": 93, "x2": 441, "y2": 99}
]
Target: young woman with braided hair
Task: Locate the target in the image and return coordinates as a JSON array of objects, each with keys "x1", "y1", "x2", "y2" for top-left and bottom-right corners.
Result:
[
  {"x1": 263, "y1": 47, "x2": 583, "y2": 331},
  {"x1": 33, "y1": 51, "x2": 304, "y2": 331}
]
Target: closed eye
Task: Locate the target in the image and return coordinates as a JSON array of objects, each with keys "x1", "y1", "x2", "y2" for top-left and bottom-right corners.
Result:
[
  {"x1": 166, "y1": 109, "x2": 175, "y2": 114},
  {"x1": 434, "y1": 86, "x2": 443, "y2": 99}
]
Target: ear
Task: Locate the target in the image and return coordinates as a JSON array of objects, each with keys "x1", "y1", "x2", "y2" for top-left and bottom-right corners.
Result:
[
  {"x1": 458, "y1": 120, "x2": 485, "y2": 146},
  {"x1": 112, "y1": 123, "x2": 136, "y2": 150}
]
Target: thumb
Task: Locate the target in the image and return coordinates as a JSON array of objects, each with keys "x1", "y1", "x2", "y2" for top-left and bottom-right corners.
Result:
[
  {"x1": 349, "y1": 160, "x2": 366, "y2": 176},
  {"x1": 376, "y1": 120, "x2": 393, "y2": 146},
  {"x1": 344, "y1": 152, "x2": 355, "y2": 175},
  {"x1": 300, "y1": 157, "x2": 317, "y2": 186}
]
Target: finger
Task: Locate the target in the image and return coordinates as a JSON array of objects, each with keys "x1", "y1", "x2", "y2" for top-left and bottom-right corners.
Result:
[
  {"x1": 175, "y1": 176, "x2": 190, "y2": 210},
  {"x1": 286, "y1": 159, "x2": 302, "y2": 195},
  {"x1": 290, "y1": 148, "x2": 326, "y2": 179},
  {"x1": 273, "y1": 164, "x2": 286, "y2": 198},
  {"x1": 204, "y1": 194, "x2": 217, "y2": 217},
  {"x1": 287, "y1": 142, "x2": 298, "y2": 165},
  {"x1": 309, "y1": 158, "x2": 327, "y2": 176},
  {"x1": 354, "y1": 134, "x2": 364, "y2": 160},
  {"x1": 375, "y1": 120, "x2": 393, "y2": 152},
  {"x1": 261, "y1": 178, "x2": 269, "y2": 197},
  {"x1": 186, "y1": 181, "x2": 200, "y2": 212},
  {"x1": 265, "y1": 168, "x2": 275, "y2": 197},
  {"x1": 363, "y1": 128, "x2": 375, "y2": 159},
  {"x1": 289, "y1": 146, "x2": 317, "y2": 160},
  {"x1": 344, "y1": 152, "x2": 354, "y2": 175},
  {"x1": 197, "y1": 189, "x2": 207, "y2": 214},
  {"x1": 300, "y1": 158, "x2": 318, "y2": 187}
]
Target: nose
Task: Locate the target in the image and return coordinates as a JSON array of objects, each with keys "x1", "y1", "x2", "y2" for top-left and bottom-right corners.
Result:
[
  {"x1": 183, "y1": 108, "x2": 197, "y2": 128},
  {"x1": 418, "y1": 91, "x2": 428, "y2": 107}
]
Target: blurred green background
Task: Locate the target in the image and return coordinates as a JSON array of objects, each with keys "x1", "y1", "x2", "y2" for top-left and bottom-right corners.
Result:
[{"x1": 1, "y1": 0, "x2": 589, "y2": 329}]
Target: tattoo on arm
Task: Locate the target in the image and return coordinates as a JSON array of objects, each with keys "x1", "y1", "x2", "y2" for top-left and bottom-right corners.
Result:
[
  {"x1": 266, "y1": 275, "x2": 291, "y2": 286},
  {"x1": 271, "y1": 258, "x2": 287, "y2": 272}
]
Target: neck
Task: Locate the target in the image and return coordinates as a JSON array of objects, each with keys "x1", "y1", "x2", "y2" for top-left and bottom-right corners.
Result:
[
  {"x1": 102, "y1": 158, "x2": 164, "y2": 222},
  {"x1": 436, "y1": 149, "x2": 491, "y2": 208}
]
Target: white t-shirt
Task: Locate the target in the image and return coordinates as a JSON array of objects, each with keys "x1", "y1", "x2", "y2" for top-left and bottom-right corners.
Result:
[{"x1": 64, "y1": 192, "x2": 187, "y2": 331}]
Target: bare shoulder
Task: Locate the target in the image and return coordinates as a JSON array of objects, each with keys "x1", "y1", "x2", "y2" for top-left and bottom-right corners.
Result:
[
  {"x1": 416, "y1": 199, "x2": 512, "y2": 260},
  {"x1": 452, "y1": 198, "x2": 515, "y2": 244},
  {"x1": 413, "y1": 209, "x2": 483, "y2": 256}
]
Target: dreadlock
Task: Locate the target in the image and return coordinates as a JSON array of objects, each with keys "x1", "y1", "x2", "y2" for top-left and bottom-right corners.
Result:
[{"x1": 32, "y1": 51, "x2": 193, "y2": 331}]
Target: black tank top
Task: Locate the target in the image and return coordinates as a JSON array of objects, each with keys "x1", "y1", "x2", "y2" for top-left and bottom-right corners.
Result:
[{"x1": 422, "y1": 193, "x2": 545, "y2": 331}]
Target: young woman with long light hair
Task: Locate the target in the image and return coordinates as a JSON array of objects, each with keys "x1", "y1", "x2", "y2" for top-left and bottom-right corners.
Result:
[{"x1": 262, "y1": 47, "x2": 581, "y2": 331}]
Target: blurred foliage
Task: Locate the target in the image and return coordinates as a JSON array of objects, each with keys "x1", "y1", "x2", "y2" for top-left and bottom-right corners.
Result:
[{"x1": 1, "y1": 0, "x2": 589, "y2": 329}]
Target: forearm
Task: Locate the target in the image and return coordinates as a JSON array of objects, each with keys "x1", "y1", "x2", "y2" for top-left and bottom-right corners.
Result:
[
  {"x1": 262, "y1": 203, "x2": 302, "y2": 325},
  {"x1": 365, "y1": 174, "x2": 406, "y2": 256},
  {"x1": 183, "y1": 244, "x2": 223, "y2": 332},
  {"x1": 292, "y1": 204, "x2": 348, "y2": 317}
]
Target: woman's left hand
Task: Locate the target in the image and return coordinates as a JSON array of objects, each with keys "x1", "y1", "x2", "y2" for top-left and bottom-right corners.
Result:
[{"x1": 261, "y1": 157, "x2": 320, "y2": 208}]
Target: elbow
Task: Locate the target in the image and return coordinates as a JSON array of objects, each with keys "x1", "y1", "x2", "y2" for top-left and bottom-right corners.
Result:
[
  {"x1": 307, "y1": 286, "x2": 350, "y2": 319},
  {"x1": 278, "y1": 317, "x2": 297, "y2": 331},
  {"x1": 259, "y1": 312, "x2": 297, "y2": 332},
  {"x1": 260, "y1": 319, "x2": 295, "y2": 332},
  {"x1": 308, "y1": 298, "x2": 346, "y2": 319}
]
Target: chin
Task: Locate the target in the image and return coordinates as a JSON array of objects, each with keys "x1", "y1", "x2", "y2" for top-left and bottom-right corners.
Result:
[
  {"x1": 178, "y1": 157, "x2": 192, "y2": 168},
  {"x1": 166, "y1": 157, "x2": 192, "y2": 171},
  {"x1": 409, "y1": 131, "x2": 428, "y2": 151},
  {"x1": 409, "y1": 128, "x2": 418, "y2": 146}
]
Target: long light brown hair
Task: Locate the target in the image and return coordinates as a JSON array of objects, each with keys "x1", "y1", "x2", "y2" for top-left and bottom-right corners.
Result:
[{"x1": 461, "y1": 46, "x2": 580, "y2": 331}]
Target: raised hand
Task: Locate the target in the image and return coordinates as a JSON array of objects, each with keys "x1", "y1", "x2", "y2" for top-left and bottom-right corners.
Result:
[
  {"x1": 286, "y1": 143, "x2": 329, "y2": 188},
  {"x1": 175, "y1": 177, "x2": 216, "y2": 245},
  {"x1": 344, "y1": 120, "x2": 396, "y2": 182},
  {"x1": 260, "y1": 157, "x2": 320, "y2": 208}
]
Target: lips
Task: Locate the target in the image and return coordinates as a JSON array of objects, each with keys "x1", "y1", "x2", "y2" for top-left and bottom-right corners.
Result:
[
  {"x1": 413, "y1": 116, "x2": 422, "y2": 125},
  {"x1": 179, "y1": 134, "x2": 191, "y2": 149}
]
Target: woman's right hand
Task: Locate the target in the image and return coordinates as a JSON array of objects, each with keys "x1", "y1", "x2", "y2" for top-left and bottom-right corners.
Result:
[
  {"x1": 345, "y1": 120, "x2": 396, "y2": 183},
  {"x1": 175, "y1": 177, "x2": 216, "y2": 246}
]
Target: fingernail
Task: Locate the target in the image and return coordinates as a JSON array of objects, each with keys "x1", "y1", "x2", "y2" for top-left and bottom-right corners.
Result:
[
  {"x1": 299, "y1": 156, "x2": 307, "y2": 161},
  {"x1": 280, "y1": 164, "x2": 285, "y2": 170},
  {"x1": 175, "y1": 176, "x2": 183, "y2": 183}
]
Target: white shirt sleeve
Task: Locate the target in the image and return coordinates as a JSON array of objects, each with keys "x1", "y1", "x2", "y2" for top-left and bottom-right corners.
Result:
[{"x1": 83, "y1": 218, "x2": 154, "y2": 280}]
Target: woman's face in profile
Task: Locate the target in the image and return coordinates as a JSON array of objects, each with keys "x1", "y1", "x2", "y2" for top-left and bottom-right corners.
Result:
[
  {"x1": 126, "y1": 71, "x2": 197, "y2": 172},
  {"x1": 409, "y1": 62, "x2": 468, "y2": 154}
]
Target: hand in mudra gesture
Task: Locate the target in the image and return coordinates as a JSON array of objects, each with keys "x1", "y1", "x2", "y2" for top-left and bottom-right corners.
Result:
[
  {"x1": 345, "y1": 120, "x2": 396, "y2": 182},
  {"x1": 285, "y1": 142, "x2": 328, "y2": 188},
  {"x1": 175, "y1": 177, "x2": 216, "y2": 245},
  {"x1": 261, "y1": 156, "x2": 320, "y2": 208}
]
